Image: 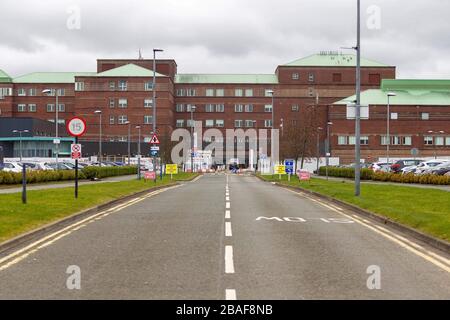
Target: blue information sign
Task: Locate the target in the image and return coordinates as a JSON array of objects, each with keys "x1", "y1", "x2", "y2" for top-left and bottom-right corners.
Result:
[{"x1": 284, "y1": 159, "x2": 295, "y2": 174}]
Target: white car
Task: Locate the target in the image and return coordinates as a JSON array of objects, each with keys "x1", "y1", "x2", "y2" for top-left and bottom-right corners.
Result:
[
  {"x1": 20, "y1": 161, "x2": 52, "y2": 171},
  {"x1": 369, "y1": 162, "x2": 391, "y2": 172},
  {"x1": 2, "y1": 162, "x2": 23, "y2": 173},
  {"x1": 420, "y1": 160, "x2": 450, "y2": 175},
  {"x1": 413, "y1": 160, "x2": 447, "y2": 175}
]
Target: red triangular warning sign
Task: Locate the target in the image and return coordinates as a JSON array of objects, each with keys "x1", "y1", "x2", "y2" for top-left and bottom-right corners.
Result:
[{"x1": 150, "y1": 134, "x2": 160, "y2": 144}]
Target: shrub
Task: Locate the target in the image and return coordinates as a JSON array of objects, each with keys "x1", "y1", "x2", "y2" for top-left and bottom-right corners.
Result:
[
  {"x1": 81, "y1": 166, "x2": 137, "y2": 179},
  {"x1": 318, "y1": 166, "x2": 373, "y2": 180}
]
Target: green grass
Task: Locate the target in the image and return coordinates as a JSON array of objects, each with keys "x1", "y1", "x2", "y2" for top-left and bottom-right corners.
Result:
[
  {"x1": 0, "y1": 173, "x2": 198, "y2": 243},
  {"x1": 259, "y1": 174, "x2": 450, "y2": 242}
]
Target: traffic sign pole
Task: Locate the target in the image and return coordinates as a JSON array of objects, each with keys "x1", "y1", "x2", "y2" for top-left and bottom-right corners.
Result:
[{"x1": 75, "y1": 136, "x2": 78, "y2": 198}]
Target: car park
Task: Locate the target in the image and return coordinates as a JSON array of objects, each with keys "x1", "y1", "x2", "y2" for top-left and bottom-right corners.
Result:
[{"x1": 390, "y1": 159, "x2": 422, "y2": 173}]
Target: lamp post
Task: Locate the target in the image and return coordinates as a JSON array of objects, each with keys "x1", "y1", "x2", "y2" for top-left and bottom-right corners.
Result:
[
  {"x1": 280, "y1": 118, "x2": 284, "y2": 137},
  {"x1": 94, "y1": 110, "x2": 102, "y2": 165},
  {"x1": 386, "y1": 92, "x2": 396, "y2": 164},
  {"x1": 124, "y1": 121, "x2": 131, "y2": 165},
  {"x1": 267, "y1": 89, "x2": 275, "y2": 172},
  {"x1": 136, "y1": 125, "x2": 141, "y2": 180},
  {"x1": 355, "y1": 0, "x2": 362, "y2": 196},
  {"x1": 427, "y1": 130, "x2": 445, "y2": 159},
  {"x1": 152, "y1": 48, "x2": 163, "y2": 179},
  {"x1": 42, "y1": 88, "x2": 59, "y2": 165},
  {"x1": 326, "y1": 122, "x2": 333, "y2": 180},
  {"x1": 12, "y1": 129, "x2": 29, "y2": 161},
  {"x1": 316, "y1": 127, "x2": 323, "y2": 173},
  {"x1": 190, "y1": 105, "x2": 196, "y2": 172}
]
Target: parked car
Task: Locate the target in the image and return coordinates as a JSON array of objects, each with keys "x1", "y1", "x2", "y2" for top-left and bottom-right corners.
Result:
[
  {"x1": 390, "y1": 159, "x2": 422, "y2": 173},
  {"x1": 369, "y1": 162, "x2": 391, "y2": 172},
  {"x1": 413, "y1": 160, "x2": 447, "y2": 175},
  {"x1": 20, "y1": 161, "x2": 52, "y2": 171},
  {"x1": 401, "y1": 165, "x2": 418, "y2": 175},
  {"x1": 44, "y1": 162, "x2": 73, "y2": 170},
  {"x1": 2, "y1": 162, "x2": 23, "y2": 173},
  {"x1": 429, "y1": 162, "x2": 450, "y2": 175}
]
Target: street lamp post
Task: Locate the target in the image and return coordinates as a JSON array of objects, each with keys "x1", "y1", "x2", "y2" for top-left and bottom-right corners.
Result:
[
  {"x1": 42, "y1": 88, "x2": 59, "y2": 165},
  {"x1": 124, "y1": 121, "x2": 131, "y2": 165},
  {"x1": 267, "y1": 90, "x2": 275, "y2": 172},
  {"x1": 94, "y1": 110, "x2": 102, "y2": 165},
  {"x1": 152, "y1": 48, "x2": 163, "y2": 180},
  {"x1": 136, "y1": 125, "x2": 141, "y2": 180},
  {"x1": 427, "y1": 130, "x2": 445, "y2": 159},
  {"x1": 190, "y1": 105, "x2": 196, "y2": 172},
  {"x1": 280, "y1": 118, "x2": 284, "y2": 137},
  {"x1": 326, "y1": 122, "x2": 333, "y2": 180},
  {"x1": 386, "y1": 92, "x2": 396, "y2": 164},
  {"x1": 12, "y1": 129, "x2": 29, "y2": 161},
  {"x1": 316, "y1": 127, "x2": 323, "y2": 173},
  {"x1": 354, "y1": 0, "x2": 362, "y2": 196}
]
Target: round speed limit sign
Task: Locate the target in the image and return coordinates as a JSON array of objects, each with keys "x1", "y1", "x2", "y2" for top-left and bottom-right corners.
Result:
[{"x1": 66, "y1": 117, "x2": 87, "y2": 137}]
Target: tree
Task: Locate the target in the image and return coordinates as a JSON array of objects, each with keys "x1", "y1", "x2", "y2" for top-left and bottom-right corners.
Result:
[{"x1": 280, "y1": 105, "x2": 319, "y2": 169}]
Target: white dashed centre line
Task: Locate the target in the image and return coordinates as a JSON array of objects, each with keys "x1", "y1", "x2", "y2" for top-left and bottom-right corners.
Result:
[
  {"x1": 225, "y1": 245, "x2": 235, "y2": 273},
  {"x1": 225, "y1": 210, "x2": 231, "y2": 219},
  {"x1": 226, "y1": 202, "x2": 230, "y2": 209},
  {"x1": 225, "y1": 289, "x2": 237, "y2": 300},
  {"x1": 225, "y1": 222, "x2": 232, "y2": 237}
]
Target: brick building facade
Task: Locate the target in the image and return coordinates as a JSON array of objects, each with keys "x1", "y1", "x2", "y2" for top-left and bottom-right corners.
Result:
[{"x1": 0, "y1": 52, "x2": 448, "y2": 163}]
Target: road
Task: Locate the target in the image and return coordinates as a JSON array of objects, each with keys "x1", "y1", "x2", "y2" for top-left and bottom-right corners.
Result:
[{"x1": 0, "y1": 174, "x2": 449, "y2": 299}]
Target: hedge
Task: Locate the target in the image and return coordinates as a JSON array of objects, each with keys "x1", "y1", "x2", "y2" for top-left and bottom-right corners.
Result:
[
  {"x1": 318, "y1": 166, "x2": 450, "y2": 185},
  {"x1": 0, "y1": 166, "x2": 137, "y2": 185}
]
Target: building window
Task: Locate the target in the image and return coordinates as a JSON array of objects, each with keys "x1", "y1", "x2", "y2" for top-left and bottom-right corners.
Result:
[
  {"x1": 390, "y1": 112, "x2": 398, "y2": 120},
  {"x1": 245, "y1": 120, "x2": 254, "y2": 128},
  {"x1": 291, "y1": 105, "x2": 299, "y2": 112},
  {"x1": 176, "y1": 88, "x2": 185, "y2": 96},
  {"x1": 360, "y1": 136, "x2": 369, "y2": 145},
  {"x1": 435, "y1": 136, "x2": 444, "y2": 146},
  {"x1": 144, "y1": 115, "x2": 153, "y2": 124},
  {"x1": 205, "y1": 89, "x2": 214, "y2": 97},
  {"x1": 58, "y1": 104, "x2": 65, "y2": 112},
  {"x1": 205, "y1": 119, "x2": 214, "y2": 127},
  {"x1": 245, "y1": 104, "x2": 253, "y2": 112},
  {"x1": 144, "y1": 81, "x2": 153, "y2": 91},
  {"x1": 17, "y1": 104, "x2": 26, "y2": 112},
  {"x1": 118, "y1": 80, "x2": 127, "y2": 91},
  {"x1": 216, "y1": 89, "x2": 224, "y2": 97},
  {"x1": 118, "y1": 136, "x2": 127, "y2": 142},
  {"x1": 421, "y1": 112, "x2": 429, "y2": 120},
  {"x1": 176, "y1": 119, "x2": 184, "y2": 127},
  {"x1": 348, "y1": 136, "x2": 356, "y2": 145},
  {"x1": 75, "y1": 82, "x2": 84, "y2": 91},
  {"x1": 308, "y1": 87, "x2": 314, "y2": 97},
  {"x1": 46, "y1": 104, "x2": 55, "y2": 112},
  {"x1": 235, "y1": 89, "x2": 243, "y2": 97},
  {"x1": 118, "y1": 115, "x2": 128, "y2": 124},
  {"x1": 369, "y1": 73, "x2": 381, "y2": 85},
  {"x1": 176, "y1": 104, "x2": 184, "y2": 112},
  {"x1": 245, "y1": 89, "x2": 253, "y2": 97},
  {"x1": 186, "y1": 104, "x2": 195, "y2": 112},
  {"x1": 109, "y1": 98, "x2": 115, "y2": 108},
  {"x1": 424, "y1": 136, "x2": 433, "y2": 145},
  {"x1": 381, "y1": 135, "x2": 412, "y2": 146},
  {"x1": 205, "y1": 104, "x2": 214, "y2": 112},
  {"x1": 292, "y1": 73, "x2": 299, "y2": 80},
  {"x1": 144, "y1": 99, "x2": 152, "y2": 108},
  {"x1": 234, "y1": 104, "x2": 243, "y2": 112},
  {"x1": 216, "y1": 104, "x2": 224, "y2": 112},
  {"x1": 338, "y1": 136, "x2": 347, "y2": 145},
  {"x1": 109, "y1": 115, "x2": 115, "y2": 125},
  {"x1": 404, "y1": 136, "x2": 412, "y2": 145},
  {"x1": 109, "y1": 137, "x2": 115, "y2": 142},
  {"x1": 216, "y1": 119, "x2": 224, "y2": 127},
  {"x1": 186, "y1": 119, "x2": 194, "y2": 127},
  {"x1": 332, "y1": 73, "x2": 342, "y2": 82},
  {"x1": 446, "y1": 137, "x2": 450, "y2": 146},
  {"x1": 264, "y1": 104, "x2": 272, "y2": 112},
  {"x1": 118, "y1": 99, "x2": 128, "y2": 108},
  {"x1": 109, "y1": 81, "x2": 115, "y2": 91},
  {"x1": 308, "y1": 73, "x2": 315, "y2": 82},
  {"x1": 234, "y1": 120, "x2": 243, "y2": 128},
  {"x1": 57, "y1": 88, "x2": 65, "y2": 96},
  {"x1": 265, "y1": 89, "x2": 273, "y2": 97},
  {"x1": 28, "y1": 88, "x2": 36, "y2": 96},
  {"x1": 186, "y1": 89, "x2": 196, "y2": 97},
  {"x1": 28, "y1": 104, "x2": 36, "y2": 112},
  {"x1": 264, "y1": 119, "x2": 272, "y2": 128},
  {"x1": 18, "y1": 88, "x2": 26, "y2": 96}
]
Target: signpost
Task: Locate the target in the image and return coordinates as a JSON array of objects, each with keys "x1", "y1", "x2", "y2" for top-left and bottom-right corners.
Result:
[
  {"x1": 165, "y1": 164, "x2": 178, "y2": 180},
  {"x1": 149, "y1": 133, "x2": 160, "y2": 182},
  {"x1": 284, "y1": 159, "x2": 295, "y2": 181},
  {"x1": 298, "y1": 170, "x2": 311, "y2": 181},
  {"x1": 144, "y1": 171, "x2": 156, "y2": 180},
  {"x1": 66, "y1": 117, "x2": 87, "y2": 198},
  {"x1": 274, "y1": 165, "x2": 286, "y2": 179}
]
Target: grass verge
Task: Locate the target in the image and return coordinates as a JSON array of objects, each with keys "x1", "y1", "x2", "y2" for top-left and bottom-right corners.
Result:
[
  {"x1": 258, "y1": 174, "x2": 450, "y2": 242},
  {"x1": 0, "y1": 173, "x2": 198, "y2": 243}
]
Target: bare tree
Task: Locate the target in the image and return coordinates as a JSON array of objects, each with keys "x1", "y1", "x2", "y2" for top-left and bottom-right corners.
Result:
[{"x1": 280, "y1": 105, "x2": 319, "y2": 169}]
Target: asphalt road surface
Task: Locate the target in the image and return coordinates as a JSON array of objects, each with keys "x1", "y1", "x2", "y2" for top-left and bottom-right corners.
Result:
[{"x1": 0, "y1": 174, "x2": 449, "y2": 299}]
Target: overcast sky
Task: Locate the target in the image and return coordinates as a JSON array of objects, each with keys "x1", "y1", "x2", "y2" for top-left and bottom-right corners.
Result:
[{"x1": 0, "y1": 0, "x2": 449, "y2": 79}]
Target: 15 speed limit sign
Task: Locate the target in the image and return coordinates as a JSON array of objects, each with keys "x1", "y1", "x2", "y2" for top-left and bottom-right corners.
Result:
[{"x1": 66, "y1": 117, "x2": 87, "y2": 137}]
